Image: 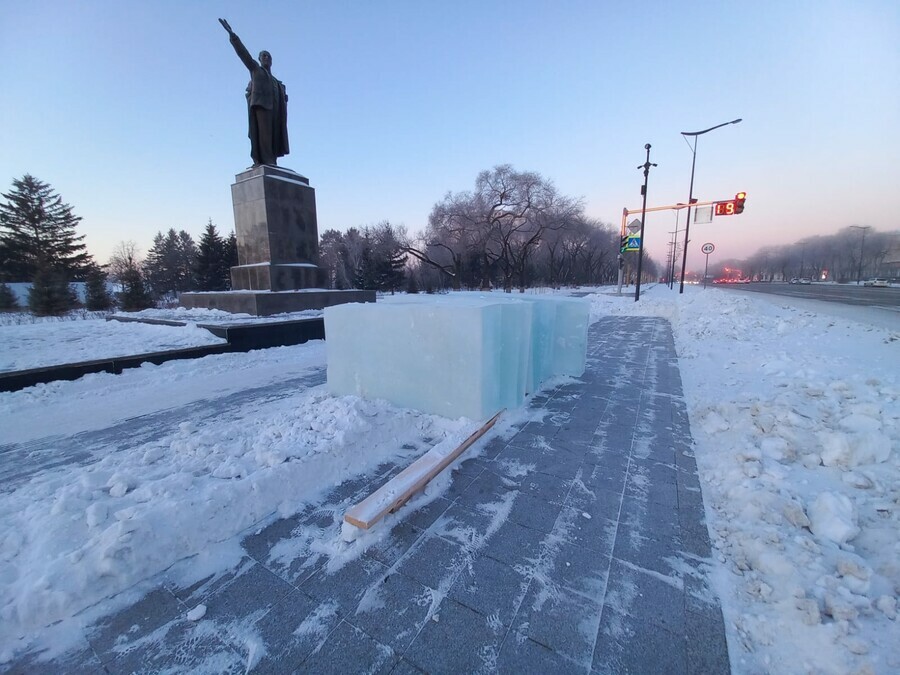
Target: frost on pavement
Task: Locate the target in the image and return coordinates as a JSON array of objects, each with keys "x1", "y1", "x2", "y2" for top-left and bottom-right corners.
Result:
[
  {"x1": 0, "y1": 367, "x2": 470, "y2": 656},
  {"x1": 592, "y1": 289, "x2": 899, "y2": 674}
]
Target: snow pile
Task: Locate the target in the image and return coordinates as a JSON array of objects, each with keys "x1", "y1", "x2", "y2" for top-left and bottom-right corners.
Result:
[
  {"x1": 1, "y1": 286, "x2": 898, "y2": 672},
  {"x1": 0, "y1": 318, "x2": 226, "y2": 372},
  {"x1": 116, "y1": 306, "x2": 324, "y2": 325},
  {"x1": 591, "y1": 287, "x2": 900, "y2": 674},
  {"x1": 0, "y1": 369, "x2": 471, "y2": 654}
]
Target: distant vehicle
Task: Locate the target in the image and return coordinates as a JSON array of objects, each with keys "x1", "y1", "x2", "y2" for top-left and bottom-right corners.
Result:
[
  {"x1": 789, "y1": 278, "x2": 799, "y2": 284},
  {"x1": 863, "y1": 278, "x2": 891, "y2": 287},
  {"x1": 799, "y1": 278, "x2": 812, "y2": 285}
]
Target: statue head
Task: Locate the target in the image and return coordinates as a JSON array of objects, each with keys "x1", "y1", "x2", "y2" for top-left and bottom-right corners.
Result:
[{"x1": 258, "y1": 50, "x2": 272, "y2": 69}]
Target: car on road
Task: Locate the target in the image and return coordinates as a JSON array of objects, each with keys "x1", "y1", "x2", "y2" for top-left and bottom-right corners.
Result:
[
  {"x1": 799, "y1": 278, "x2": 811, "y2": 284},
  {"x1": 863, "y1": 278, "x2": 891, "y2": 287}
]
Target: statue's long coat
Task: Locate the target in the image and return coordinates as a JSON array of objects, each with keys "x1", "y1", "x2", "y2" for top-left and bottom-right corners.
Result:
[{"x1": 229, "y1": 34, "x2": 290, "y2": 162}]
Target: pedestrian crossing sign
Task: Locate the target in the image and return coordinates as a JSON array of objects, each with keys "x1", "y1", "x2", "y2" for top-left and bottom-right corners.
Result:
[{"x1": 625, "y1": 236, "x2": 640, "y2": 252}]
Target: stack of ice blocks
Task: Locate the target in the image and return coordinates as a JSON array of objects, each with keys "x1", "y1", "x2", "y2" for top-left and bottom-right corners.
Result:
[{"x1": 324, "y1": 294, "x2": 590, "y2": 420}]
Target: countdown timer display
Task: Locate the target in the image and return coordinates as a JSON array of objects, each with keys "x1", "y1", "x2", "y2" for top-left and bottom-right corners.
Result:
[{"x1": 714, "y1": 200, "x2": 737, "y2": 216}]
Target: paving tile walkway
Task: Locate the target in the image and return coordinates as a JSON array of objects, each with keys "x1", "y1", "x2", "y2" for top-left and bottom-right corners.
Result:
[{"x1": 10, "y1": 316, "x2": 730, "y2": 674}]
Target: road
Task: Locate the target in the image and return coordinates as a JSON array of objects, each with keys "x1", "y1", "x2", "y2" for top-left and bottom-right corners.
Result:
[{"x1": 713, "y1": 281, "x2": 900, "y2": 309}]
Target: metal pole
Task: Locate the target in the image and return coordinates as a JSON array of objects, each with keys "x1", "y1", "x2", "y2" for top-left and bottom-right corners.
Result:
[
  {"x1": 669, "y1": 208, "x2": 681, "y2": 289},
  {"x1": 616, "y1": 208, "x2": 627, "y2": 295},
  {"x1": 856, "y1": 228, "x2": 867, "y2": 284},
  {"x1": 678, "y1": 118, "x2": 742, "y2": 294},
  {"x1": 703, "y1": 252, "x2": 710, "y2": 288},
  {"x1": 678, "y1": 139, "x2": 697, "y2": 293},
  {"x1": 635, "y1": 144, "x2": 656, "y2": 302}
]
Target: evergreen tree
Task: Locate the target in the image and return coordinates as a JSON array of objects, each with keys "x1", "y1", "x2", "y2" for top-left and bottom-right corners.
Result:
[
  {"x1": 144, "y1": 228, "x2": 197, "y2": 298},
  {"x1": 0, "y1": 174, "x2": 93, "y2": 281},
  {"x1": 376, "y1": 248, "x2": 406, "y2": 294},
  {"x1": 85, "y1": 265, "x2": 114, "y2": 311},
  {"x1": 195, "y1": 220, "x2": 229, "y2": 291},
  {"x1": 224, "y1": 231, "x2": 238, "y2": 289},
  {"x1": 0, "y1": 282, "x2": 19, "y2": 310},
  {"x1": 353, "y1": 244, "x2": 378, "y2": 290},
  {"x1": 144, "y1": 231, "x2": 171, "y2": 295},
  {"x1": 176, "y1": 230, "x2": 198, "y2": 291},
  {"x1": 28, "y1": 266, "x2": 77, "y2": 316},
  {"x1": 118, "y1": 265, "x2": 153, "y2": 311}
]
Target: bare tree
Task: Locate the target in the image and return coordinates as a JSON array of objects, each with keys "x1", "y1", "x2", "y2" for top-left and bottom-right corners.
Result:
[
  {"x1": 404, "y1": 193, "x2": 480, "y2": 290},
  {"x1": 408, "y1": 165, "x2": 584, "y2": 292},
  {"x1": 107, "y1": 241, "x2": 143, "y2": 282}
]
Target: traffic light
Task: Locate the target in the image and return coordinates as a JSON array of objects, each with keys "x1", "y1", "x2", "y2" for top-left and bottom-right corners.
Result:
[
  {"x1": 620, "y1": 235, "x2": 629, "y2": 254},
  {"x1": 735, "y1": 192, "x2": 747, "y2": 214}
]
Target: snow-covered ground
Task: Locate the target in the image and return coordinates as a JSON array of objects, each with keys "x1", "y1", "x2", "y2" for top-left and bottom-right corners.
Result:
[
  {"x1": 0, "y1": 318, "x2": 227, "y2": 372},
  {"x1": 600, "y1": 288, "x2": 899, "y2": 675},
  {"x1": 0, "y1": 306, "x2": 328, "y2": 372},
  {"x1": 113, "y1": 306, "x2": 325, "y2": 326},
  {"x1": 0, "y1": 287, "x2": 898, "y2": 673}
]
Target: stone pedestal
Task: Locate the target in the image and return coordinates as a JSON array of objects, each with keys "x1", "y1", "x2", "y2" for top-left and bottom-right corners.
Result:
[
  {"x1": 179, "y1": 165, "x2": 375, "y2": 316},
  {"x1": 229, "y1": 165, "x2": 327, "y2": 291}
]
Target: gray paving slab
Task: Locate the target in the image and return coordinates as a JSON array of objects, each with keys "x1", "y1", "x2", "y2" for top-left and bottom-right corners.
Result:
[{"x1": 35, "y1": 315, "x2": 729, "y2": 674}]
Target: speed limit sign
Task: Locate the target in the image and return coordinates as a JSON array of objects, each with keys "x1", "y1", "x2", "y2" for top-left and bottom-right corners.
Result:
[{"x1": 701, "y1": 243, "x2": 715, "y2": 254}]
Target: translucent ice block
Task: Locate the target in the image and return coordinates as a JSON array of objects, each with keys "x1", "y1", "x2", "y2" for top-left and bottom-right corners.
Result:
[
  {"x1": 324, "y1": 293, "x2": 589, "y2": 419},
  {"x1": 525, "y1": 296, "x2": 590, "y2": 379},
  {"x1": 324, "y1": 297, "x2": 532, "y2": 420}
]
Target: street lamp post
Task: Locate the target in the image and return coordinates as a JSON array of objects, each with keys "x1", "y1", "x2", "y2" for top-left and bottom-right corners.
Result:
[
  {"x1": 667, "y1": 229, "x2": 677, "y2": 288},
  {"x1": 669, "y1": 202, "x2": 687, "y2": 289},
  {"x1": 850, "y1": 225, "x2": 871, "y2": 284},
  {"x1": 634, "y1": 144, "x2": 657, "y2": 302},
  {"x1": 678, "y1": 118, "x2": 742, "y2": 293}
]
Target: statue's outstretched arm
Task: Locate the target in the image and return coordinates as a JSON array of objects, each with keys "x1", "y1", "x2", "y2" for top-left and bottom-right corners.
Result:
[{"x1": 219, "y1": 18, "x2": 256, "y2": 71}]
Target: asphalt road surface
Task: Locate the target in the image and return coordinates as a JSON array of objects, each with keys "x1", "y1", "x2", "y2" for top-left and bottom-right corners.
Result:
[{"x1": 713, "y1": 282, "x2": 900, "y2": 309}]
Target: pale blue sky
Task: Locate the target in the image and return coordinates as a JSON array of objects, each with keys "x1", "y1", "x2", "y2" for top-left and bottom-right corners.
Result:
[{"x1": 1, "y1": 0, "x2": 898, "y2": 270}]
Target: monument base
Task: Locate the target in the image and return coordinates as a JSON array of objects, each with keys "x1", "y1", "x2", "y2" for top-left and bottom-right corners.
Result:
[
  {"x1": 226, "y1": 167, "x2": 330, "y2": 292},
  {"x1": 230, "y1": 262, "x2": 327, "y2": 292},
  {"x1": 178, "y1": 289, "x2": 375, "y2": 317}
]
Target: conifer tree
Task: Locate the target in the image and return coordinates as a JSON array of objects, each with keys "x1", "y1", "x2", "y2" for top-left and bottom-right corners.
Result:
[
  {"x1": 28, "y1": 266, "x2": 77, "y2": 316},
  {"x1": 0, "y1": 174, "x2": 93, "y2": 280},
  {"x1": 144, "y1": 228, "x2": 197, "y2": 298},
  {"x1": 224, "y1": 231, "x2": 238, "y2": 289},
  {"x1": 118, "y1": 265, "x2": 153, "y2": 311},
  {"x1": 0, "y1": 282, "x2": 19, "y2": 310},
  {"x1": 195, "y1": 220, "x2": 229, "y2": 291},
  {"x1": 85, "y1": 265, "x2": 113, "y2": 311},
  {"x1": 376, "y1": 248, "x2": 406, "y2": 294},
  {"x1": 354, "y1": 244, "x2": 378, "y2": 290}
]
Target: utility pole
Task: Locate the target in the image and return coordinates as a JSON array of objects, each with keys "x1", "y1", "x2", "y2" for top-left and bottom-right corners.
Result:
[
  {"x1": 635, "y1": 144, "x2": 657, "y2": 302},
  {"x1": 616, "y1": 208, "x2": 627, "y2": 295},
  {"x1": 850, "y1": 225, "x2": 871, "y2": 284},
  {"x1": 679, "y1": 118, "x2": 742, "y2": 293}
]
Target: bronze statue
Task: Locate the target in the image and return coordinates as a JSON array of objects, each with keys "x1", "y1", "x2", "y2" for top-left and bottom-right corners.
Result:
[{"x1": 219, "y1": 19, "x2": 290, "y2": 167}]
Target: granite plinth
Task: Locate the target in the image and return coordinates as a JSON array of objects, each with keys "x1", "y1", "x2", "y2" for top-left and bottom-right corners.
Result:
[
  {"x1": 231, "y1": 263, "x2": 327, "y2": 292},
  {"x1": 178, "y1": 290, "x2": 375, "y2": 317},
  {"x1": 230, "y1": 165, "x2": 322, "y2": 292}
]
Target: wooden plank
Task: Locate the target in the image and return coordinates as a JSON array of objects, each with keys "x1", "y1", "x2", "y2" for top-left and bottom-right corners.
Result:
[{"x1": 344, "y1": 410, "x2": 503, "y2": 530}]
